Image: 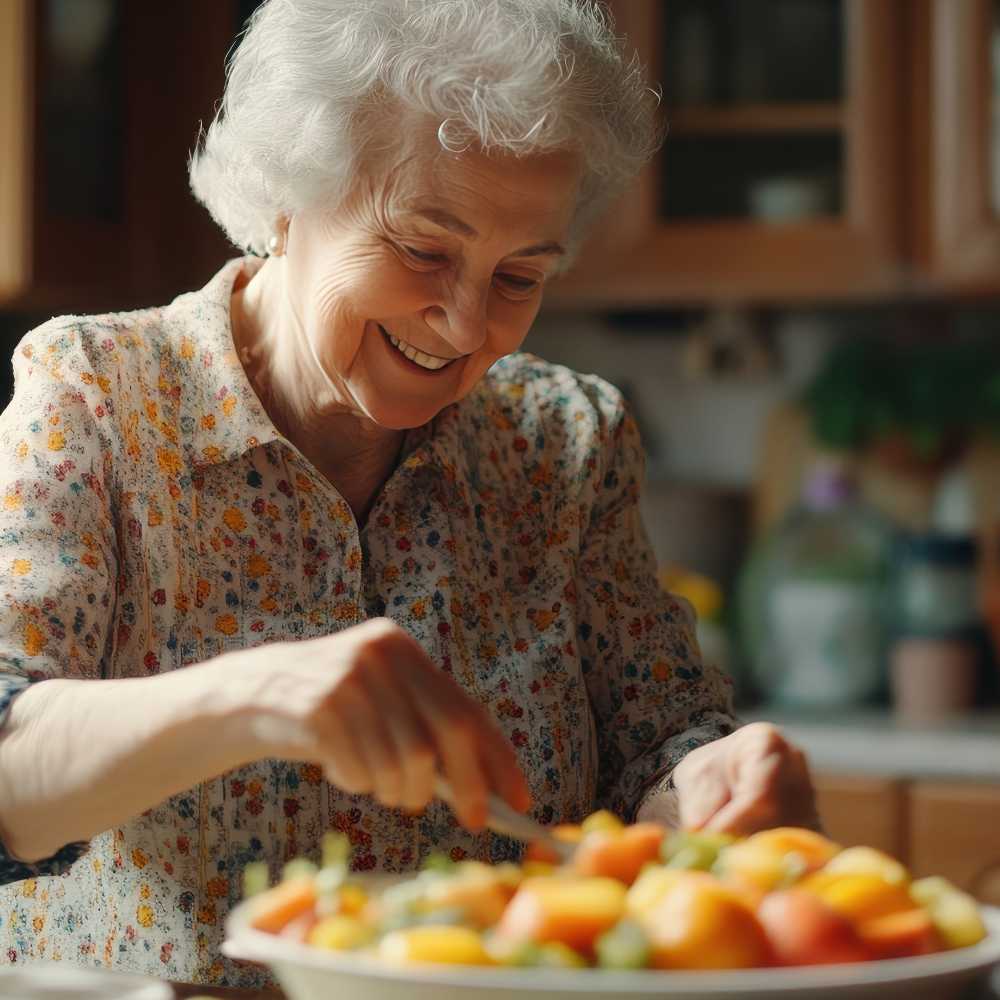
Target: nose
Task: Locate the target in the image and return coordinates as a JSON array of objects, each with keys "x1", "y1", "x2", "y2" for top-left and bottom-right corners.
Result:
[{"x1": 422, "y1": 280, "x2": 488, "y2": 355}]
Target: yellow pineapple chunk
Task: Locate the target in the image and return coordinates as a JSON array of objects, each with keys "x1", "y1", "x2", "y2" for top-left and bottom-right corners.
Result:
[
  {"x1": 308, "y1": 915, "x2": 372, "y2": 951},
  {"x1": 823, "y1": 846, "x2": 910, "y2": 886},
  {"x1": 910, "y1": 877, "x2": 987, "y2": 949},
  {"x1": 379, "y1": 925, "x2": 494, "y2": 965},
  {"x1": 581, "y1": 810, "x2": 625, "y2": 835}
]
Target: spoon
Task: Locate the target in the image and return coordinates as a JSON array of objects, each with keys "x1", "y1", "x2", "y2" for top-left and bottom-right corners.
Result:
[{"x1": 433, "y1": 777, "x2": 576, "y2": 863}]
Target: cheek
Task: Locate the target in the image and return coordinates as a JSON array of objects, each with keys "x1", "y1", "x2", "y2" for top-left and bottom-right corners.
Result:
[
  {"x1": 302, "y1": 250, "x2": 430, "y2": 368},
  {"x1": 455, "y1": 299, "x2": 537, "y2": 396},
  {"x1": 486, "y1": 296, "x2": 540, "y2": 355},
  {"x1": 303, "y1": 273, "x2": 367, "y2": 373}
]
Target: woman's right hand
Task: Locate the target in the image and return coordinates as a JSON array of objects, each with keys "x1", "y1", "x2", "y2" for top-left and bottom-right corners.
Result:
[{"x1": 231, "y1": 618, "x2": 530, "y2": 830}]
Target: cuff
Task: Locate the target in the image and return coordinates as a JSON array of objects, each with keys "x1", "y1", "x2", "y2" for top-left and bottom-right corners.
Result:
[
  {"x1": 0, "y1": 840, "x2": 90, "y2": 884},
  {"x1": 0, "y1": 674, "x2": 31, "y2": 728},
  {"x1": 627, "y1": 712, "x2": 742, "y2": 820}
]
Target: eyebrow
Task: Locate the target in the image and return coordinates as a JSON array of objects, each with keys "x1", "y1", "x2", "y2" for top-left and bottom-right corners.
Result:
[{"x1": 413, "y1": 208, "x2": 567, "y2": 258}]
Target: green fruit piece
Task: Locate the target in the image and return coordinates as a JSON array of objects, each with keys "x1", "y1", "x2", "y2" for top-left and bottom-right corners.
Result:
[{"x1": 595, "y1": 920, "x2": 651, "y2": 969}]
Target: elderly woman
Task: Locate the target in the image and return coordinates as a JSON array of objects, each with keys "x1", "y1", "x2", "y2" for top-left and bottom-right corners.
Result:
[{"x1": 0, "y1": 0, "x2": 816, "y2": 988}]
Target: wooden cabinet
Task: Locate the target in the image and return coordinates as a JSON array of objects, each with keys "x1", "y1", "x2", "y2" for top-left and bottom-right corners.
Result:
[
  {"x1": 812, "y1": 773, "x2": 907, "y2": 858},
  {"x1": 548, "y1": 0, "x2": 1000, "y2": 306},
  {"x1": 549, "y1": 0, "x2": 905, "y2": 307},
  {"x1": 816, "y1": 773, "x2": 1000, "y2": 905},
  {"x1": 912, "y1": 0, "x2": 1000, "y2": 295},
  {"x1": 0, "y1": 0, "x2": 30, "y2": 307},
  {"x1": 5, "y1": 1, "x2": 1000, "y2": 310},
  {"x1": 909, "y1": 782, "x2": 1000, "y2": 907},
  {"x1": 0, "y1": 1, "x2": 238, "y2": 313}
]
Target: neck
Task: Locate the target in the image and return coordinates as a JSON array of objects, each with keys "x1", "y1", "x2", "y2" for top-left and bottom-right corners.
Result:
[{"x1": 230, "y1": 259, "x2": 405, "y2": 521}]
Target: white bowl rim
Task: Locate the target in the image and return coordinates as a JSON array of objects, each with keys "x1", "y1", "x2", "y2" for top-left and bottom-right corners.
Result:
[
  {"x1": 223, "y1": 896, "x2": 1000, "y2": 995},
  {"x1": 0, "y1": 963, "x2": 173, "y2": 999}
]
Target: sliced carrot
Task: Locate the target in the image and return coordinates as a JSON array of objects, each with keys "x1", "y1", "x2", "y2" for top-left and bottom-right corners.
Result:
[
  {"x1": 573, "y1": 824, "x2": 666, "y2": 885},
  {"x1": 249, "y1": 878, "x2": 318, "y2": 934},
  {"x1": 496, "y1": 876, "x2": 626, "y2": 955}
]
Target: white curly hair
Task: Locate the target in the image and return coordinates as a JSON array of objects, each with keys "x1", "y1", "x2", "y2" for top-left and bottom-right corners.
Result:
[{"x1": 189, "y1": 0, "x2": 662, "y2": 261}]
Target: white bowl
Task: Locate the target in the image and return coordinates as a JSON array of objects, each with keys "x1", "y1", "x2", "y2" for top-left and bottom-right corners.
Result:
[
  {"x1": 0, "y1": 964, "x2": 172, "y2": 999},
  {"x1": 223, "y1": 888, "x2": 1000, "y2": 1000}
]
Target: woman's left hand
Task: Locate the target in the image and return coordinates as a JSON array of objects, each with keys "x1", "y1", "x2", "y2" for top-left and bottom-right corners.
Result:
[{"x1": 671, "y1": 722, "x2": 821, "y2": 835}]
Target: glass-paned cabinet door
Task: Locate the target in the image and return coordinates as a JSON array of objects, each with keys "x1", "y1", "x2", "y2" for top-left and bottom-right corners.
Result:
[
  {"x1": 40, "y1": 0, "x2": 124, "y2": 223},
  {"x1": 662, "y1": 0, "x2": 845, "y2": 226},
  {"x1": 4, "y1": 0, "x2": 129, "y2": 307},
  {"x1": 547, "y1": 0, "x2": 904, "y2": 306}
]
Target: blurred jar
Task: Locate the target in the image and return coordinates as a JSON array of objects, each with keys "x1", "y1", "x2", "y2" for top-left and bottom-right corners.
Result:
[
  {"x1": 889, "y1": 534, "x2": 980, "y2": 721},
  {"x1": 890, "y1": 463, "x2": 985, "y2": 721},
  {"x1": 891, "y1": 535, "x2": 979, "y2": 636},
  {"x1": 738, "y1": 459, "x2": 893, "y2": 708}
]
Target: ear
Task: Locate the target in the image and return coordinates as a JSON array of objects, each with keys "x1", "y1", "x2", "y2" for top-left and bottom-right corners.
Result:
[{"x1": 266, "y1": 217, "x2": 290, "y2": 256}]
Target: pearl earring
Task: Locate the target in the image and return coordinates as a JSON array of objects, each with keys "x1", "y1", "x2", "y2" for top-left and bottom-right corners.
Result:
[{"x1": 267, "y1": 233, "x2": 285, "y2": 256}]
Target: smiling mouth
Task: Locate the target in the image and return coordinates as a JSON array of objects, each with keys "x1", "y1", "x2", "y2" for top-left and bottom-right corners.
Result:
[{"x1": 378, "y1": 324, "x2": 458, "y2": 372}]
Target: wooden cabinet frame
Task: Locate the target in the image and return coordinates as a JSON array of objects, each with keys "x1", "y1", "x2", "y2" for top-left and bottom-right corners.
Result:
[
  {"x1": 0, "y1": 1, "x2": 234, "y2": 312},
  {"x1": 0, "y1": 0, "x2": 31, "y2": 302},
  {"x1": 916, "y1": 0, "x2": 1000, "y2": 292},
  {"x1": 549, "y1": 0, "x2": 906, "y2": 307}
]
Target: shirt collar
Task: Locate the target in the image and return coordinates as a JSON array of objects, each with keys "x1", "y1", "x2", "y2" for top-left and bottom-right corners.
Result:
[{"x1": 167, "y1": 256, "x2": 283, "y2": 469}]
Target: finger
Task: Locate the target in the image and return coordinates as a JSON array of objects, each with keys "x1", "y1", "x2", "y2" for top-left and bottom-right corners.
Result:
[
  {"x1": 313, "y1": 708, "x2": 373, "y2": 795},
  {"x1": 371, "y1": 665, "x2": 438, "y2": 813},
  {"x1": 406, "y1": 679, "x2": 489, "y2": 830},
  {"x1": 392, "y1": 658, "x2": 494, "y2": 830},
  {"x1": 476, "y1": 713, "x2": 532, "y2": 813},
  {"x1": 388, "y1": 633, "x2": 504, "y2": 829},
  {"x1": 338, "y1": 679, "x2": 405, "y2": 808},
  {"x1": 433, "y1": 709, "x2": 490, "y2": 831},
  {"x1": 702, "y1": 753, "x2": 784, "y2": 835}
]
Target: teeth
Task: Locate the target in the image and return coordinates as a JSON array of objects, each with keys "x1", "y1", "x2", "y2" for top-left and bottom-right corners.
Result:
[{"x1": 385, "y1": 330, "x2": 451, "y2": 371}]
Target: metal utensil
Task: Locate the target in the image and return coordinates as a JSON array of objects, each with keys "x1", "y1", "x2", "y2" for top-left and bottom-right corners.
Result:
[{"x1": 433, "y1": 777, "x2": 576, "y2": 863}]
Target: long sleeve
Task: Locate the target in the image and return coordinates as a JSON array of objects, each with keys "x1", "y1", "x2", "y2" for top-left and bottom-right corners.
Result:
[
  {"x1": 576, "y1": 393, "x2": 738, "y2": 819},
  {"x1": 0, "y1": 320, "x2": 120, "y2": 880}
]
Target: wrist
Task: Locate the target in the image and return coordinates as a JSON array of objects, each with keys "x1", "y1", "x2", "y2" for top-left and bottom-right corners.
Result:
[
  {"x1": 636, "y1": 786, "x2": 680, "y2": 827},
  {"x1": 636, "y1": 769, "x2": 680, "y2": 827},
  {"x1": 158, "y1": 654, "x2": 273, "y2": 770},
  {"x1": 199, "y1": 647, "x2": 316, "y2": 764}
]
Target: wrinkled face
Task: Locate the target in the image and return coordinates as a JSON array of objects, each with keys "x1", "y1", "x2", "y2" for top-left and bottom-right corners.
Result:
[{"x1": 282, "y1": 144, "x2": 581, "y2": 430}]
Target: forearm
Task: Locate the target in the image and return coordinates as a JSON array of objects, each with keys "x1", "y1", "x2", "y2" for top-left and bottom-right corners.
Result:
[{"x1": 0, "y1": 656, "x2": 262, "y2": 863}]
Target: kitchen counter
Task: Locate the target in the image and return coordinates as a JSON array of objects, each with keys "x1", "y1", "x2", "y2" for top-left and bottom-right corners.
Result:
[{"x1": 743, "y1": 709, "x2": 1000, "y2": 780}]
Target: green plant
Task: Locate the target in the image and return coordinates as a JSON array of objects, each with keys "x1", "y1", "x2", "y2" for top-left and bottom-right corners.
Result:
[
  {"x1": 803, "y1": 340, "x2": 894, "y2": 451},
  {"x1": 804, "y1": 337, "x2": 1000, "y2": 468}
]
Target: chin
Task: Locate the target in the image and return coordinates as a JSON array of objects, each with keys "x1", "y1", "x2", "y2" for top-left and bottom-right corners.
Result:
[{"x1": 356, "y1": 393, "x2": 450, "y2": 431}]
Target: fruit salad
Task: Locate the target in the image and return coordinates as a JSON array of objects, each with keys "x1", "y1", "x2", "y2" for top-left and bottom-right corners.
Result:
[{"x1": 241, "y1": 812, "x2": 988, "y2": 970}]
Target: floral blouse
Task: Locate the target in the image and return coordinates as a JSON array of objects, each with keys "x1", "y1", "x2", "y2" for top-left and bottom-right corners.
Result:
[{"x1": 0, "y1": 258, "x2": 735, "y2": 987}]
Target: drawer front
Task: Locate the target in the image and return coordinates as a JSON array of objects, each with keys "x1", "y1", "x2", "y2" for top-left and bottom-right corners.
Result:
[
  {"x1": 813, "y1": 773, "x2": 907, "y2": 857},
  {"x1": 909, "y1": 781, "x2": 1000, "y2": 904}
]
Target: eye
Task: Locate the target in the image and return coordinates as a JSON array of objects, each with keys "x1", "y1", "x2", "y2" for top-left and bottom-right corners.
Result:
[
  {"x1": 495, "y1": 272, "x2": 542, "y2": 298},
  {"x1": 400, "y1": 244, "x2": 448, "y2": 266}
]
